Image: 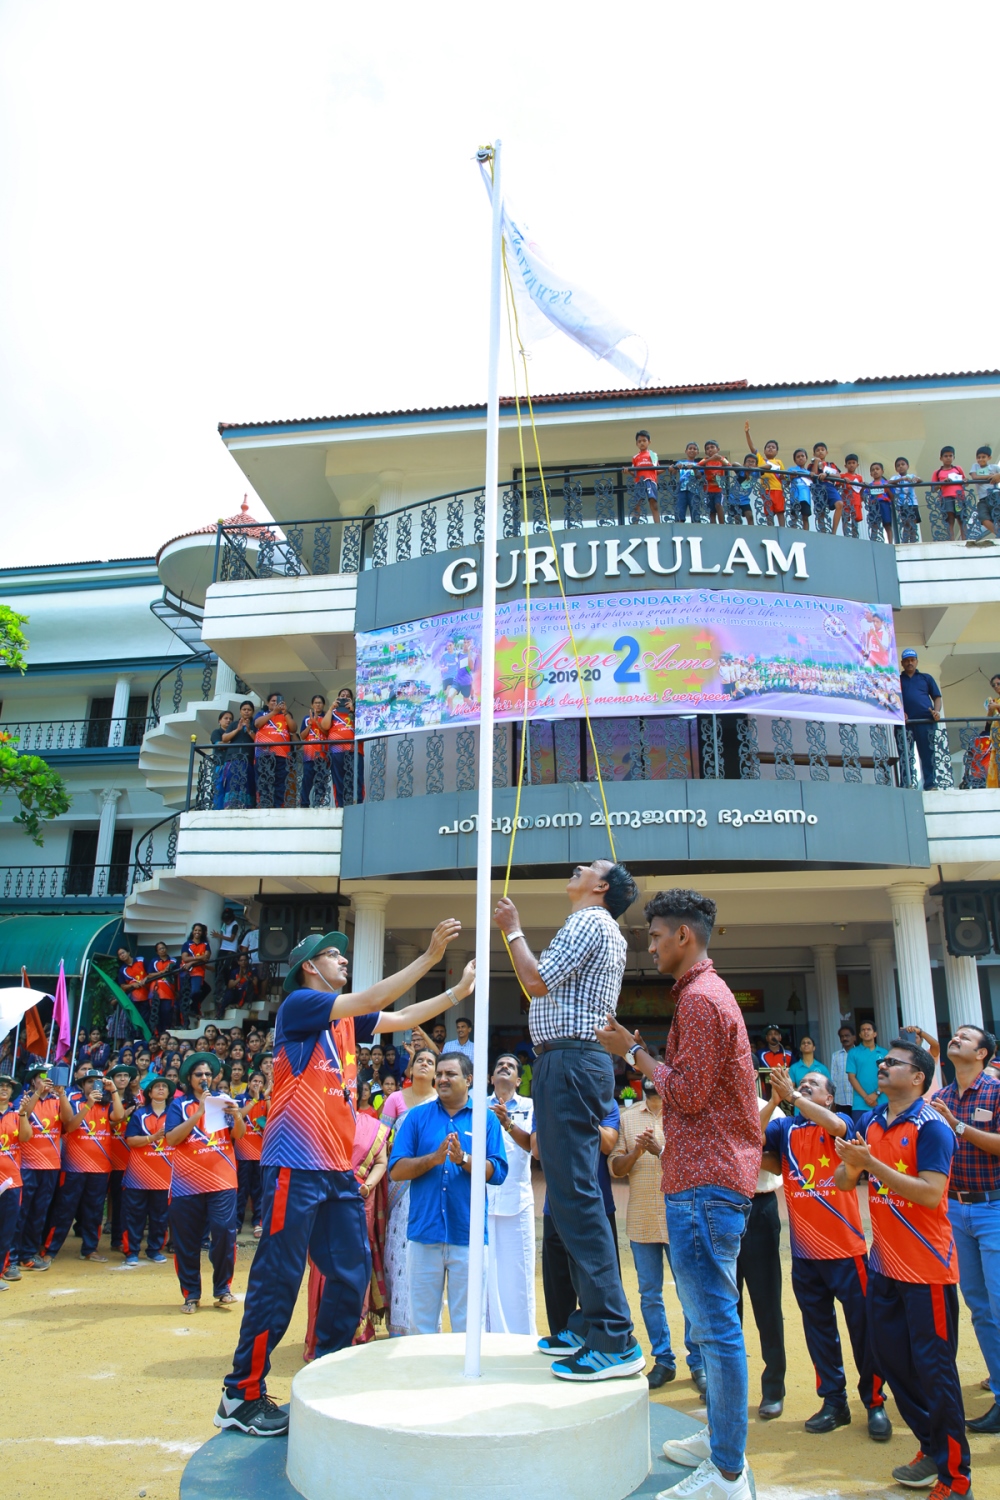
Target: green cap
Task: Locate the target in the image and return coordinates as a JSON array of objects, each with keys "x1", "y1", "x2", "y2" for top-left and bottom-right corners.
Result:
[
  {"x1": 282, "y1": 931, "x2": 349, "y2": 994},
  {"x1": 179, "y1": 1052, "x2": 223, "y2": 1088}
]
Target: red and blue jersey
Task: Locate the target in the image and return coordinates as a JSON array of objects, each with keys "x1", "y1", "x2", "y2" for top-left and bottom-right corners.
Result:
[
  {"x1": 760, "y1": 1048, "x2": 793, "y2": 1070},
  {"x1": 262, "y1": 990, "x2": 379, "y2": 1172},
  {"x1": 124, "y1": 1106, "x2": 173, "y2": 1190},
  {"x1": 62, "y1": 1100, "x2": 116, "y2": 1174},
  {"x1": 0, "y1": 1105, "x2": 23, "y2": 1188},
  {"x1": 765, "y1": 1111, "x2": 866, "y2": 1260},
  {"x1": 234, "y1": 1094, "x2": 268, "y2": 1161},
  {"x1": 164, "y1": 1094, "x2": 238, "y2": 1197},
  {"x1": 18, "y1": 1094, "x2": 62, "y2": 1171},
  {"x1": 859, "y1": 1099, "x2": 957, "y2": 1284}
]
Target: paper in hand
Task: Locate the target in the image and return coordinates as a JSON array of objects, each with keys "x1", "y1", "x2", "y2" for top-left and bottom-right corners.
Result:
[{"x1": 202, "y1": 1095, "x2": 236, "y2": 1135}]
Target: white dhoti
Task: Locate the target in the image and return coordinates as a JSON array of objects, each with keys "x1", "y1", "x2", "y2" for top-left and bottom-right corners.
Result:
[{"x1": 486, "y1": 1205, "x2": 537, "y2": 1336}]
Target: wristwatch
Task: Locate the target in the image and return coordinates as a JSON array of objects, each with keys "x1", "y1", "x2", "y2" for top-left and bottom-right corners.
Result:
[
  {"x1": 625, "y1": 1044, "x2": 640, "y2": 1069},
  {"x1": 955, "y1": 1121, "x2": 967, "y2": 1137},
  {"x1": 462, "y1": 1151, "x2": 471, "y2": 1167},
  {"x1": 505, "y1": 929, "x2": 525, "y2": 943}
]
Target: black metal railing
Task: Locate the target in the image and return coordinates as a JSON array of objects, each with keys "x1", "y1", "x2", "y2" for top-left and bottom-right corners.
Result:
[
  {"x1": 149, "y1": 654, "x2": 248, "y2": 724},
  {"x1": 131, "y1": 813, "x2": 181, "y2": 886},
  {"x1": 173, "y1": 715, "x2": 999, "y2": 808},
  {"x1": 213, "y1": 469, "x2": 1000, "y2": 584},
  {"x1": 0, "y1": 862, "x2": 143, "y2": 901},
  {"x1": 0, "y1": 716, "x2": 153, "y2": 751}
]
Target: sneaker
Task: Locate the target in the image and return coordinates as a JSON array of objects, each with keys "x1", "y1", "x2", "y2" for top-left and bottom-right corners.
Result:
[
  {"x1": 20, "y1": 1255, "x2": 52, "y2": 1272},
  {"x1": 147, "y1": 1252, "x2": 167, "y2": 1263},
  {"x1": 214, "y1": 1393, "x2": 289, "y2": 1437},
  {"x1": 122, "y1": 1256, "x2": 140, "y2": 1268},
  {"x1": 551, "y1": 1343, "x2": 646, "y2": 1382},
  {"x1": 892, "y1": 1452, "x2": 940, "y2": 1488},
  {"x1": 0, "y1": 1277, "x2": 8, "y2": 1290},
  {"x1": 536, "y1": 1329, "x2": 585, "y2": 1357},
  {"x1": 656, "y1": 1458, "x2": 752, "y2": 1500},
  {"x1": 4, "y1": 1264, "x2": 21, "y2": 1281},
  {"x1": 662, "y1": 1428, "x2": 712, "y2": 1468}
]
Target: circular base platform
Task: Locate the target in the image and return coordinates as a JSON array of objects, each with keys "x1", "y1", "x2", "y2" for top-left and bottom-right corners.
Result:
[{"x1": 288, "y1": 1334, "x2": 649, "y2": 1500}]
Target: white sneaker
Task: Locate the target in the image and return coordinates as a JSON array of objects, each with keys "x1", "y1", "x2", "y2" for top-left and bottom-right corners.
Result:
[
  {"x1": 656, "y1": 1459, "x2": 751, "y2": 1500},
  {"x1": 661, "y1": 1428, "x2": 712, "y2": 1468}
]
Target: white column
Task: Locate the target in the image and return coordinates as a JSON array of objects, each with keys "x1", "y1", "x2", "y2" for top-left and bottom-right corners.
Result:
[
  {"x1": 215, "y1": 659, "x2": 237, "y2": 700},
  {"x1": 868, "y1": 938, "x2": 899, "y2": 1047},
  {"x1": 811, "y1": 945, "x2": 841, "y2": 1069},
  {"x1": 351, "y1": 891, "x2": 388, "y2": 992},
  {"x1": 938, "y1": 910, "x2": 984, "y2": 1029},
  {"x1": 378, "y1": 469, "x2": 404, "y2": 515},
  {"x1": 110, "y1": 673, "x2": 133, "y2": 746},
  {"x1": 92, "y1": 788, "x2": 123, "y2": 895},
  {"x1": 889, "y1": 883, "x2": 937, "y2": 1035}
]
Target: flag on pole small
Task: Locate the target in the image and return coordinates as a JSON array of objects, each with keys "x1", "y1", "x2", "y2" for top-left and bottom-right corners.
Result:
[
  {"x1": 480, "y1": 164, "x2": 657, "y2": 388},
  {"x1": 52, "y1": 960, "x2": 71, "y2": 1061},
  {"x1": 91, "y1": 961, "x2": 152, "y2": 1041},
  {"x1": 0, "y1": 988, "x2": 52, "y2": 1051}
]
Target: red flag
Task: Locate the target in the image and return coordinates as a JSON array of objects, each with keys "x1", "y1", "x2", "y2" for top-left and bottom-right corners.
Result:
[{"x1": 24, "y1": 1005, "x2": 46, "y2": 1056}]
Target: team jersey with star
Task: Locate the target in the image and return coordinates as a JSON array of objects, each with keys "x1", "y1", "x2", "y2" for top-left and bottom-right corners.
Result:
[
  {"x1": 123, "y1": 1107, "x2": 174, "y2": 1189},
  {"x1": 0, "y1": 1105, "x2": 23, "y2": 1188},
  {"x1": 234, "y1": 1094, "x2": 269, "y2": 1161},
  {"x1": 858, "y1": 1099, "x2": 957, "y2": 1284},
  {"x1": 262, "y1": 990, "x2": 379, "y2": 1172},
  {"x1": 164, "y1": 1094, "x2": 238, "y2": 1196},
  {"x1": 765, "y1": 1111, "x2": 866, "y2": 1259},
  {"x1": 17, "y1": 1094, "x2": 62, "y2": 1170},
  {"x1": 62, "y1": 1100, "x2": 116, "y2": 1173}
]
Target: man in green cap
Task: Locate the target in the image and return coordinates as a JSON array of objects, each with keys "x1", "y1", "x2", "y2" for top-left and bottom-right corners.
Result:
[{"x1": 218, "y1": 916, "x2": 473, "y2": 1436}]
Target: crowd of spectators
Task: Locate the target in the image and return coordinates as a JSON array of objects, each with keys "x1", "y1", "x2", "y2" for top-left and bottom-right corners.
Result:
[{"x1": 209, "y1": 687, "x2": 364, "y2": 811}]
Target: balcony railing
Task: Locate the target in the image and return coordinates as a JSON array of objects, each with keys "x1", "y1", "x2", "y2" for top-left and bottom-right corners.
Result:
[
  {"x1": 0, "y1": 862, "x2": 145, "y2": 902},
  {"x1": 213, "y1": 469, "x2": 1000, "y2": 584},
  {"x1": 176, "y1": 716, "x2": 995, "y2": 811},
  {"x1": 0, "y1": 716, "x2": 154, "y2": 752}
]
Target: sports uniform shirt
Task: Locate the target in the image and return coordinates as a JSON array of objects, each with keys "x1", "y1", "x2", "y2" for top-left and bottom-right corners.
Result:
[
  {"x1": 858, "y1": 1099, "x2": 958, "y2": 1284},
  {"x1": 164, "y1": 1093, "x2": 238, "y2": 1197},
  {"x1": 234, "y1": 1094, "x2": 269, "y2": 1161},
  {"x1": 62, "y1": 1100, "x2": 115, "y2": 1174},
  {"x1": 119, "y1": 959, "x2": 149, "y2": 1006},
  {"x1": 108, "y1": 1114, "x2": 131, "y2": 1171},
  {"x1": 840, "y1": 470, "x2": 864, "y2": 520},
  {"x1": 262, "y1": 989, "x2": 379, "y2": 1172},
  {"x1": 299, "y1": 715, "x2": 331, "y2": 761},
  {"x1": 531, "y1": 905, "x2": 627, "y2": 1045},
  {"x1": 123, "y1": 1107, "x2": 173, "y2": 1190},
  {"x1": 150, "y1": 959, "x2": 178, "y2": 1003},
  {"x1": 327, "y1": 710, "x2": 356, "y2": 752},
  {"x1": 652, "y1": 959, "x2": 761, "y2": 1199},
  {"x1": 934, "y1": 1072, "x2": 1000, "y2": 1193},
  {"x1": 18, "y1": 1094, "x2": 62, "y2": 1171},
  {"x1": 765, "y1": 1111, "x2": 866, "y2": 1260},
  {"x1": 0, "y1": 1105, "x2": 23, "y2": 1188},
  {"x1": 181, "y1": 941, "x2": 210, "y2": 979},
  {"x1": 699, "y1": 455, "x2": 727, "y2": 495},
  {"x1": 632, "y1": 450, "x2": 659, "y2": 485},
  {"x1": 389, "y1": 1096, "x2": 507, "y2": 1246},
  {"x1": 254, "y1": 708, "x2": 292, "y2": 757}
]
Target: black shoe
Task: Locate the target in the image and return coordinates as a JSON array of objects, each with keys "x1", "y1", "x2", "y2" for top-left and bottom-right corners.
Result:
[
  {"x1": 805, "y1": 1401, "x2": 851, "y2": 1434},
  {"x1": 967, "y1": 1401, "x2": 1000, "y2": 1434},
  {"x1": 867, "y1": 1405, "x2": 892, "y2": 1442},
  {"x1": 214, "y1": 1393, "x2": 289, "y2": 1437},
  {"x1": 647, "y1": 1362, "x2": 677, "y2": 1389},
  {"x1": 758, "y1": 1398, "x2": 783, "y2": 1420},
  {"x1": 691, "y1": 1367, "x2": 707, "y2": 1397}
]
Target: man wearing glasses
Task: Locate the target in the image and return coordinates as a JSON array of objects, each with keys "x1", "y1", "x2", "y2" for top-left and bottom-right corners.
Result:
[
  {"x1": 834, "y1": 1041, "x2": 971, "y2": 1498},
  {"x1": 495, "y1": 859, "x2": 643, "y2": 1383}
]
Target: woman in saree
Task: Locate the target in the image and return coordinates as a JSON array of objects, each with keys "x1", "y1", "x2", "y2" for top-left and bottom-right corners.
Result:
[
  {"x1": 303, "y1": 1108, "x2": 390, "y2": 1356},
  {"x1": 381, "y1": 1044, "x2": 438, "y2": 1337},
  {"x1": 986, "y1": 674, "x2": 1000, "y2": 787}
]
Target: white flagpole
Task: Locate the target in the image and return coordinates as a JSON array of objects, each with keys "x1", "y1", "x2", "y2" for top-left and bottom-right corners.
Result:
[{"x1": 464, "y1": 137, "x2": 503, "y2": 1379}]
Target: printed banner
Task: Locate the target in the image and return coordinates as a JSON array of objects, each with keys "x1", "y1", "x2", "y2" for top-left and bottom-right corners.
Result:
[{"x1": 355, "y1": 589, "x2": 902, "y2": 737}]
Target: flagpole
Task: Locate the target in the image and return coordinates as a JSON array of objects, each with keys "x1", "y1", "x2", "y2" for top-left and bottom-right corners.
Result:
[
  {"x1": 464, "y1": 137, "x2": 503, "y2": 1380},
  {"x1": 68, "y1": 960, "x2": 89, "y2": 1079}
]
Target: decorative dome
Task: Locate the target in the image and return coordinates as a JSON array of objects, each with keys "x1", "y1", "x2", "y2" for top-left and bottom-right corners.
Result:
[{"x1": 156, "y1": 497, "x2": 275, "y2": 606}]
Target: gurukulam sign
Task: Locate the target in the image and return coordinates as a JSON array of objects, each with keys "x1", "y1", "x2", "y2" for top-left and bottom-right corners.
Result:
[{"x1": 355, "y1": 588, "x2": 901, "y2": 737}]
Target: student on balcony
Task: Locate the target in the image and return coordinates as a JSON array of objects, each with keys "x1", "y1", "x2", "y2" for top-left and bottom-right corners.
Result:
[
  {"x1": 328, "y1": 687, "x2": 364, "y2": 806},
  {"x1": 212, "y1": 703, "x2": 256, "y2": 809},
  {"x1": 299, "y1": 694, "x2": 335, "y2": 807},
  {"x1": 254, "y1": 693, "x2": 298, "y2": 809}
]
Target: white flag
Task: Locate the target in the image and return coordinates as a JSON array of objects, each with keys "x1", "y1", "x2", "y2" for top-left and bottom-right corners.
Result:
[
  {"x1": 0, "y1": 987, "x2": 52, "y2": 1048},
  {"x1": 481, "y1": 164, "x2": 657, "y2": 388}
]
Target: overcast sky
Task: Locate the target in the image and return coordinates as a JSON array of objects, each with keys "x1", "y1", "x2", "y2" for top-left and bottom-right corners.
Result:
[{"x1": 2, "y1": 1, "x2": 997, "y2": 568}]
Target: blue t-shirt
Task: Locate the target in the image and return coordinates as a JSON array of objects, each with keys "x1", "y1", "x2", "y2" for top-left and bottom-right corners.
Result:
[
  {"x1": 899, "y1": 670, "x2": 940, "y2": 722},
  {"x1": 543, "y1": 1102, "x2": 620, "y2": 1216},
  {"x1": 845, "y1": 1044, "x2": 888, "y2": 1108},
  {"x1": 789, "y1": 1059, "x2": 831, "y2": 1087},
  {"x1": 389, "y1": 1096, "x2": 508, "y2": 1246}
]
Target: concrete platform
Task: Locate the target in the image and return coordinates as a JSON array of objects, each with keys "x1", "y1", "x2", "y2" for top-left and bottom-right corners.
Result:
[{"x1": 288, "y1": 1334, "x2": 648, "y2": 1500}]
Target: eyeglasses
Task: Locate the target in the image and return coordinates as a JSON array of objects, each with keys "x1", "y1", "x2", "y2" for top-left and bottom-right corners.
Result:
[{"x1": 879, "y1": 1058, "x2": 915, "y2": 1069}]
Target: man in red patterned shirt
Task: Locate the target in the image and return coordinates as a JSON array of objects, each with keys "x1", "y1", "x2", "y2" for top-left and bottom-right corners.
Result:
[{"x1": 599, "y1": 888, "x2": 759, "y2": 1500}]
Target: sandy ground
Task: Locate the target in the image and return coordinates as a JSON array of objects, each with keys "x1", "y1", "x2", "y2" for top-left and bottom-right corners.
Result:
[{"x1": 3, "y1": 1184, "x2": 1000, "y2": 1500}]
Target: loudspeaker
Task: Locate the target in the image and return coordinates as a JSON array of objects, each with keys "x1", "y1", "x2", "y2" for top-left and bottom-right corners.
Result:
[
  {"x1": 943, "y1": 890, "x2": 993, "y2": 958},
  {"x1": 259, "y1": 900, "x2": 344, "y2": 962}
]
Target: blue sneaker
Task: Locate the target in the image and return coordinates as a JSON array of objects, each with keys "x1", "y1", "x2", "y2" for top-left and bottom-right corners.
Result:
[
  {"x1": 147, "y1": 1252, "x2": 168, "y2": 1263},
  {"x1": 536, "y1": 1329, "x2": 585, "y2": 1357},
  {"x1": 551, "y1": 1343, "x2": 646, "y2": 1382},
  {"x1": 122, "y1": 1255, "x2": 140, "y2": 1268}
]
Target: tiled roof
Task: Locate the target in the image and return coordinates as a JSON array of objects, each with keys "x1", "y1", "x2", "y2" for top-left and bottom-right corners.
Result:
[
  {"x1": 217, "y1": 370, "x2": 1000, "y2": 434},
  {"x1": 155, "y1": 497, "x2": 273, "y2": 563}
]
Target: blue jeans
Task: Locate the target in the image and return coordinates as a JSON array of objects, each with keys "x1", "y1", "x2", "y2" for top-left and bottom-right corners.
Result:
[
  {"x1": 666, "y1": 1185, "x2": 751, "y2": 1476},
  {"x1": 630, "y1": 1240, "x2": 702, "y2": 1369},
  {"x1": 409, "y1": 1241, "x2": 483, "y2": 1334},
  {"x1": 949, "y1": 1197, "x2": 1000, "y2": 1399}
]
